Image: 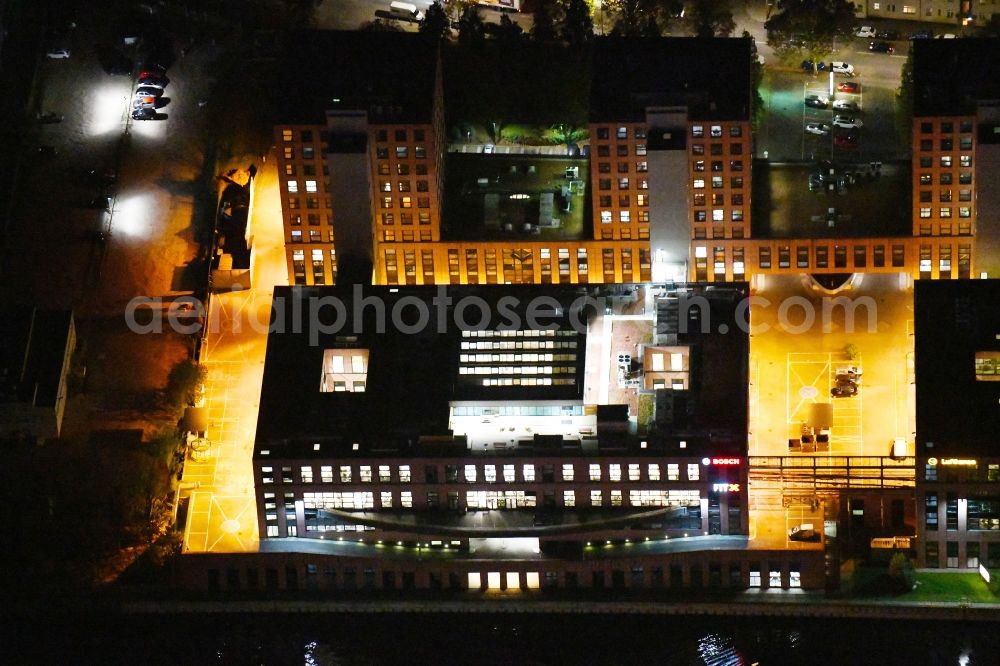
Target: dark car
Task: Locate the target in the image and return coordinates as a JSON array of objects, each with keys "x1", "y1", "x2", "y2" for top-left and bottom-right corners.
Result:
[
  {"x1": 831, "y1": 380, "x2": 858, "y2": 397},
  {"x1": 801, "y1": 59, "x2": 827, "y2": 72},
  {"x1": 869, "y1": 41, "x2": 895, "y2": 54},
  {"x1": 804, "y1": 94, "x2": 829, "y2": 109},
  {"x1": 139, "y1": 75, "x2": 168, "y2": 87},
  {"x1": 37, "y1": 112, "x2": 63, "y2": 123},
  {"x1": 877, "y1": 29, "x2": 900, "y2": 40},
  {"x1": 36, "y1": 145, "x2": 58, "y2": 157},
  {"x1": 911, "y1": 29, "x2": 933, "y2": 39},
  {"x1": 833, "y1": 134, "x2": 858, "y2": 148},
  {"x1": 132, "y1": 108, "x2": 166, "y2": 121}
]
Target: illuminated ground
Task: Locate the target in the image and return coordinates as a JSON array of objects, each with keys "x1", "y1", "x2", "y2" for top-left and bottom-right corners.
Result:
[
  {"x1": 181, "y1": 156, "x2": 287, "y2": 554},
  {"x1": 748, "y1": 273, "x2": 914, "y2": 459}
]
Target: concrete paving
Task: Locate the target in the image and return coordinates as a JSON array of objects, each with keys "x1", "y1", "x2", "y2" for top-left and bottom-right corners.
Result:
[{"x1": 181, "y1": 154, "x2": 287, "y2": 554}]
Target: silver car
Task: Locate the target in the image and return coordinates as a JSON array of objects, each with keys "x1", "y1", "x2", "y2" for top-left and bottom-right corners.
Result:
[
  {"x1": 805, "y1": 122, "x2": 831, "y2": 135},
  {"x1": 832, "y1": 115, "x2": 863, "y2": 129}
]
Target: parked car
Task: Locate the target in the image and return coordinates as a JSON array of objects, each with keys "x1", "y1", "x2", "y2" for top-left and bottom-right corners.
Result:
[
  {"x1": 832, "y1": 99, "x2": 860, "y2": 112},
  {"x1": 831, "y1": 380, "x2": 858, "y2": 397},
  {"x1": 911, "y1": 29, "x2": 933, "y2": 39},
  {"x1": 800, "y1": 59, "x2": 827, "y2": 72},
  {"x1": 869, "y1": 41, "x2": 895, "y2": 54},
  {"x1": 830, "y1": 61, "x2": 855, "y2": 75},
  {"x1": 877, "y1": 29, "x2": 900, "y2": 40},
  {"x1": 805, "y1": 122, "x2": 831, "y2": 136},
  {"x1": 837, "y1": 81, "x2": 860, "y2": 94},
  {"x1": 137, "y1": 77, "x2": 166, "y2": 89},
  {"x1": 35, "y1": 145, "x2": 58, "y2": 157},
  {"x1": 789, "y1": 524, "x2": 820, "y2": 542},
  {"x1": 46, "y1": 48, "x2": 70, "y2": 58},
  {"x1": 135, "y1": 86, "x2": 163, "y2": 98},
  {"x1": 804, "y1": 94, "x2": 829, "y2": 109},
  {"x1": 133, "y1": 96, "x2": 156, "y2": 109},
  {"x1": 855, "y1": 25, "x2": 877, "y2": 38},
  {"x1": 833, "y1": 134, "x2": 858, "y2": 148},
  {"x1": 832, "y1": 115, "x2": 863, "y2": 129},
  {"x1": 37, "y1": 112, "x2": 63, "y2": 123},
  {"x1": 138, "y1": 67, "x2": 167, "y2": 79},
  {"x1": 131, "y1": 108, "x2": 165, "y2": 121}
]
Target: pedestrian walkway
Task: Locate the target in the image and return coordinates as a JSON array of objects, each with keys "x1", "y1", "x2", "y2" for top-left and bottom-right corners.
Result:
[{"x1": 180, "y1": 154, "x2": 287, "y2": 553}]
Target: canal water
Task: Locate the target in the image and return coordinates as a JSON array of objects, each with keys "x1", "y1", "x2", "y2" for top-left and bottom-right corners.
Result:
[{"x1": 11, "y1": 612, "x2": 992, "y2": 664}]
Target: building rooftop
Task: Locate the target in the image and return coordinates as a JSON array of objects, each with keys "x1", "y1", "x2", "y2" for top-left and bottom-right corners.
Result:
[
  {"x1": 590, "y1": 38, "x2": 753, "y2": 122},
  {"x1": 255, "y1": 285, "x2": 592, "y2": 455},
  {"x1": 0, "y1": 306, "x2": 72, "y2": 409},
  {"x1": 915, "y1": 280, "x2": 1000, "y2": 456},
  {"x1": 912, "y1": 38, "x2": 1000, "y2": 117},
  {"x1": 274, "y1": 31, "x2": 439, "y2": 125},
  {"x1": 255, "y1": 284, "x2": 749, "y2": 461}
]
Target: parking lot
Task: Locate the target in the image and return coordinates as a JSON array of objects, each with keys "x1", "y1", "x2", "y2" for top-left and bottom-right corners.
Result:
[
  {"x1": 758, "y1": 34, "x2": 909, "y2": 164},
  {"x1": 749, "y1": 274, "x2": 915, "y2": 459}
]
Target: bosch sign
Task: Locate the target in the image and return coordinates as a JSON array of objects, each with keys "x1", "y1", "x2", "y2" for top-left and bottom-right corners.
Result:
[{"x1": 702, "y1": 457, "x2": 742, "y2": 466}]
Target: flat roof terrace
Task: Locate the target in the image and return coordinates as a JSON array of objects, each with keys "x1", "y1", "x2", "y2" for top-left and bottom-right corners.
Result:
[
  {"x1": 441, "y1": 153, "x2": 590, "y2": 242},
  {"x1": 752, "y1": 160, "x2": 911, "y2": 239}
]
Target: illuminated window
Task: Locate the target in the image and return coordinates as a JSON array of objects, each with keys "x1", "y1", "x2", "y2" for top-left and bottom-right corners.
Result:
[
  {"x1": 485, "y1": 465, "x2": 496, "y2": 483},
  {"x1": 503, "y1": 465, "x2": 515, "y2": 482},
  {"x1": 562, "y1": 464, "x2": 575, "y2": 481},
  {"x1": 379, "y1": 465, "x2": 390, "y2": 482},
  {"x1": 398, "y1": 465, "x2": 410, "y2": 483},
  {"x1": 305, "y1": 180, "x2": 317, "y2": 193},
  {"x1": 590, "y1": 489, "x2": 602, "y2": 507},
  {"x1": 401, "y1": 491, "x2": 412, "y2": 508},
  {"x1": 563, "y1": 490, "x2": 575, "y2": 507},
  {"x1": 693, "y1": 179, "x2": 705, "y2": 189},
  {"x1": 321, "y1": 466, "x2": 333, "y2": 483},
  {"x1": 687, "y1": 464, "x2": 700, "y2": 481},
  {"x1": 609, "y1": 464, "x2": 621, "y2": 481},
  {"x1": 381, "y1": 491, "x2": 392, "y2": 508},
  {"x1": 750, "y1": 570, "x2": 761, "y2": 587},
  {"x1": 465, "y1": 465, "x2": 477, "y2": 482},
  {"x1": 300, "y1": 466, "x2": 313, "y2": 483},
  {"x1": 648, "y1": 464, "x2": 660, "y2": 481},
  {"x1": 628, "y1": 464, "x2": 640, "y2": 481},
  {"x1": 611, "y1": 489, "x2": 623, "y2": 506},
  {"x1": 667, "y1": 464, "x2": 679, "y2": 481},
  {"x1": 360, "y1": 466, "x2": 372, "y2": 482},
  {"x1": 339, "y1": 466, "x2": 351, "y2": 482},
  {"x1": 589, "y1": 464, "x2": 601, "y2": 481},
  {"x1": 523, "y1": 464, "x2": 535, "y2": 482}
]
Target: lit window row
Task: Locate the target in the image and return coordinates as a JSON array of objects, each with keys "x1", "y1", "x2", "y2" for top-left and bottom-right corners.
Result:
[{"x1": 460, "y1": 340, "x2": 577, "y2": 350}]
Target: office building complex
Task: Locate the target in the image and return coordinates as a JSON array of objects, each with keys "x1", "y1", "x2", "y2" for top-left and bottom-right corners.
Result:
[
  {"x1": 271, "y1": 34, "x2": 1000, "y2": 285},
  {"x1": 914, "y1": 280, "x2": 1000, "y2": 570},
  {"x1": 247, "y1": 284, "x2": 824, "y2": 591}
]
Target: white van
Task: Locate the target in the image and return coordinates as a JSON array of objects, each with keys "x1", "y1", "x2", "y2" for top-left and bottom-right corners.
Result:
[{"x1": 390, "y1": 1, "x2": 424, "y2": 21}]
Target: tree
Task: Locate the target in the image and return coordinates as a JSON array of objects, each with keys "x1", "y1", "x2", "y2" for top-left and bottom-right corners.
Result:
[
  {"x1": 457, "y1": 5, "x2": 486, "y2": 47},
  {"x1": 560, "y1": 0, "x2": 594, "y2": 45},
  {"x1": 532, "y1": 0, "x2": 563, "y2": 42},
  {"x1": 606, "y1": 0, "x2": 651, "y2": 37},
  {"x1": 164, "y1": 360, "x2": 206, "y2": 410},
  {"x1": 887, "y1": 552, "x2": 915, "y2": 593},
  {"x1": 765, "y1": 0, "x2": 856, "y2": 70},
  {"x1": 687, "y1": 0, "x2": 736, "y2": 38},
  {"x1": 494, "y1": 13, "x2": 524, "y2": 48},
  {"x1": 419, "y1": 1, "x2": 451, "y2": 41},
  {"x1": 895, "y1": 48, "x2": 914, "y2": 146},
  {"x1": 744, "y1": 31, "x2": 766, "y2": 124}
]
